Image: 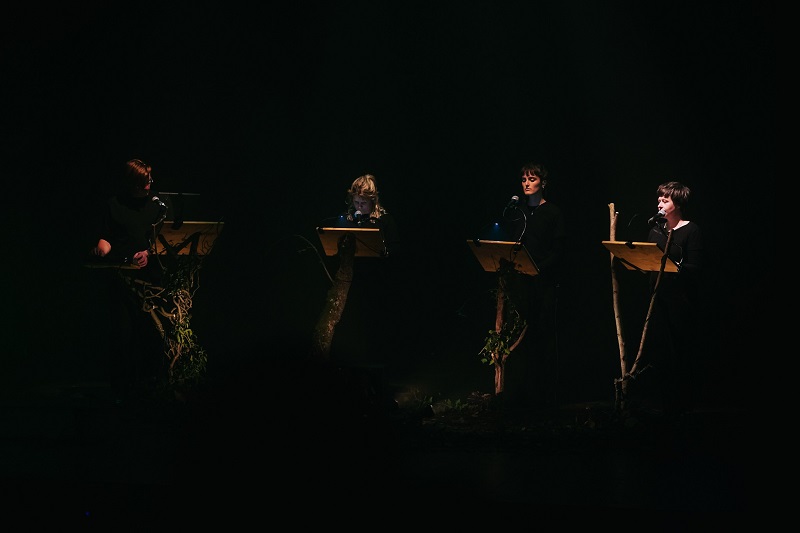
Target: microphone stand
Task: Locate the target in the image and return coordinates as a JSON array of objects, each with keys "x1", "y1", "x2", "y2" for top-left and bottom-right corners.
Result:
[{"x1": 506, "y1": 205, "x2": 527, "y2": 257}]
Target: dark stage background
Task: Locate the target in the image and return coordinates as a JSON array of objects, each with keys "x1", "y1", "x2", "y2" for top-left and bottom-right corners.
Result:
[{"x1": 2, "y1": 2, "x2": 773, "y2": 407}]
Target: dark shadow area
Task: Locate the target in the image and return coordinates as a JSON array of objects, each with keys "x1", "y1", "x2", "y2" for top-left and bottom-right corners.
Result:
[{"x1": 1, "y1": 1, "x2": 772, "y2": 520}]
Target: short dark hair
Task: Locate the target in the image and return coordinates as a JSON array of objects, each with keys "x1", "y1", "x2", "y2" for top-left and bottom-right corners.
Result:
[
  {"x1": 123, "y1": 159, "x2": 152, "y2": 192},
  {"x1": 521, "y1": 162, "x2": 548, "y2": 179},
  {"x1": 657, "y1": 181, "x2": 691, "y2": 212}
]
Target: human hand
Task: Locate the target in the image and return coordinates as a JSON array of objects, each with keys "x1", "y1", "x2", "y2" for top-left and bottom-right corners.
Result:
[
  {"x1": 132, "y1": 250, "x2": 149, "y2": 268},
  {"x1": 92, "y1": 239, "x2": 111, "y2": 257}
]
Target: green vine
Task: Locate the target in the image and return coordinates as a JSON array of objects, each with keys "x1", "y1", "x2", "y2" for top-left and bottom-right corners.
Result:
[
  {"x1": 158, "y1": 254, "x2": 207, "y2": 388},
  {"x1": 167, "y1": 316, "x2": 208, "y2": 387},
  {"x1": 121, "y1": 250, "x2": 210, "y2": 392},
  {"x1": 478, "y1": 297, "x2": 527, "y2": 366},
  {"x1": 478, "y1": 260, "x2": 529, "y2": 367}
]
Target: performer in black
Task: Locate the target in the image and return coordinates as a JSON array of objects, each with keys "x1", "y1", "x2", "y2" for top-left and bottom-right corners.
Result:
[
  {"x1": 88, "y1": 158, "x2": 167, "y2": 403},
  {"x1": 643, "y1": 181, "x2": 704, "y2": 417},
  {"x1": 502, "y1": 162, "x2": 567, "y2": 413},
  {"x1": 330, "y1": 173, "x2": 400, "y2": 367},
  {"x1": 343, "y1": 173, "x2": 399, "y2": 256}
]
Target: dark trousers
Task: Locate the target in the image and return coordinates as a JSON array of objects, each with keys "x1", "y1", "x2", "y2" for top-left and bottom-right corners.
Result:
[
  {"x1": 504, "y1": 275, "x2": 560, "y2": 411},
  {"x1": 639, "y1": 287, "x2": 701, "y2": 415},
  {"x1": 104, "y1": 274, "x2": 165, "y2": 399}
]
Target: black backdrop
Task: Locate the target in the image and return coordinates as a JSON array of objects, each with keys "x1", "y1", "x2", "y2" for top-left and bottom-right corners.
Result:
[{"x1": 2, "y1": 2, "x2": 773, "y2": 405}]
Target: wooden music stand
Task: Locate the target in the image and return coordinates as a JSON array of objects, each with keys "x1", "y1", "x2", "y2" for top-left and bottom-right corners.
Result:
[
  {"x1": 317, "y1": 226, "x2": 386, "y2": 257},
  {"x1": 467, "y1": 239, "x2": 539, "y2": 276},
  {"x1": 156, "y1": 220, "x2": 224, "y2": 256},
  {"x1": 602, "y1": 241, "x2": 678, "y2": 272},
  {"x1": 83, "y1": 260, "x2": 139, "y2": 270}
]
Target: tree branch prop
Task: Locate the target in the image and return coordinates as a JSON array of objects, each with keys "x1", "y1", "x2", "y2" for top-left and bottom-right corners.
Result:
[
  {"x1": 478, "y1": 260, "x2": 528, "y2": 396},
  {"x1": 309, "y1": 232, "x2": 356, "y2": 360},
  {"x1": 608, "y1": 203, "x2": 630, "y2": 410}
]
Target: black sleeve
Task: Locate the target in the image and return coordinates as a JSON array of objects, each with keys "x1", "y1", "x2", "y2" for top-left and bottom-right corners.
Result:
[{"x1": 378, "y1": 213, "x2": 400, "y2": 257}]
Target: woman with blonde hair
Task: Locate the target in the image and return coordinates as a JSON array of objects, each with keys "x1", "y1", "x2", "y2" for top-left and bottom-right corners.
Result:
[
  {"x1": 330, "y1": 173, "x2": 401, "y2": 373},
  {"x1": 346, "y1": 174, "x2": 386, "y2": 221},
  {"x1": 344, "y1": 174, "x2": 398, "y2": 256}
]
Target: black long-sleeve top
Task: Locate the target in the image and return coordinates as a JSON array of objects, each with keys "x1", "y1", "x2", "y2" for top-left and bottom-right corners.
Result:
[
  {"x1": 94, "y1": 194, "x2": 165, "y2": 282},
  {"x1": 340, "y1": 210, "x2": 400, "y2": 258},
  {"x1": 506, "y1": 201, "x2": 567, "y2": 283},
  {"x1": 98, "y1": 195, "x2": 163, "y2": 261},
  {"x1": 647, "y1": 220, "x2": 703, "y2": 303}
]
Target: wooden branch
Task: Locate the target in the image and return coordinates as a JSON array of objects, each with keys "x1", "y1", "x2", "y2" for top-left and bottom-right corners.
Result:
[
  {"x1": 628, "y1": 228, "x2": 674, "y2": 377},
  {"x1": 491, "y1": 322, "x2": 527, "y2": 395},
  {"x1": 507, "y1": 323, "x2": 528, "y2": 355},
  {"x1": 608, "y1": 203, "x2": 628, "y2": 387},
  {"x1": 491, "y1": 265, "x2": 529, "y2": 396},
  {"x1": 309, "y1": 232, "x2": 356, "y2": 360}
]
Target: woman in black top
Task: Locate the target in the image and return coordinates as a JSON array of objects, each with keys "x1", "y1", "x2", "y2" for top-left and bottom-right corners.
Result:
[
  {"x1": 90, "y1": 158, "x2": 166, "y2": 283},
  {"x1": 88, "y1": 159, "x2": 167, "y2": 402},
  {"x1": 507, "y1": 163, "x2": 566, "y2": 285},
  {"x1": 344, "y1": 173, "x2": 399, "y2": 257},
  {"x1": 502, "y1": 162, "x2": 567, "y2": 412},
  {"x1": 331, "y1": 174, "x2": 400, "y2": 370},
  {"x1": 648, "y1": 181, "x2": 703, "y2": 304},
  {"x1": 645, "y1": 181, "x2": 704, "y2": 416}
]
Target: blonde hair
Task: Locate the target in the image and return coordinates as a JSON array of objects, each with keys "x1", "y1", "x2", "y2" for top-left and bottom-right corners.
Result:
[{"x1": 346, "y1": 174, "x2": 386, "y2": 219}]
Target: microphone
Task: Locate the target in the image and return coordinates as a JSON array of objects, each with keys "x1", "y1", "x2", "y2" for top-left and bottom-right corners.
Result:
[
  {"x1": 152, "y1": 195, "x2": 168, "y2": 224},
  {"x1": 647, "y1": 209, "x2": 667, "y2": 226},
  {"x1": 354, "y1": 210, "x2": 364, "y2": 225},
  {"x1": 505, "y1": 195, "x2": 520, "y2": 209}
]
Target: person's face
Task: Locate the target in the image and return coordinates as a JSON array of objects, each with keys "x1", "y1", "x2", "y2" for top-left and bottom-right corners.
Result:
[
  {"x1": 521, "y1": 172, "x2": 544, "y2": 196},
  {"x1": 657, "y1": 195, "x2": 678, "y2": 216},
  {"x1": 133, "y1": 173, "x2": 153, "y2": 198},
  {"x1": 352, "y1": 195, "x2": 373, "y2": 214}
]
